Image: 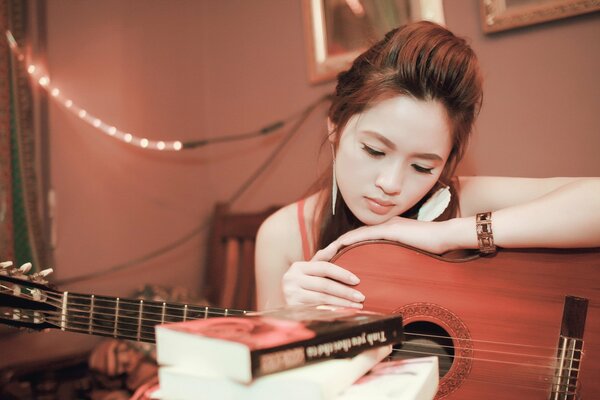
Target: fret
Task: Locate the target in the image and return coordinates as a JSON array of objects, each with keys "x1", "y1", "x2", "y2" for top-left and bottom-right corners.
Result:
[
  {"x1": 161, "y1": 302, "x2": 166, "y2": 324},
  {"x1": 60, "y1": 292, "x2": 68, "y2": 331},
  {"x1": 183, "y1": 304, "x2": 188, "y2": 321},
  {"x1": 114, "y1": 298, "x2": 120, "y2": 337},
  {"x1": 204, "y1": 306, "x2": 208, "y2": 319},
  {"x1": 137, "y1": 300, "x2": 143, "y2": 341},
  {"x1": 89, "y1": 295, "x2": 95, "y2": 334},
  {"x1": 224, "y1": 308, "x2": 228, "y2": 317}
]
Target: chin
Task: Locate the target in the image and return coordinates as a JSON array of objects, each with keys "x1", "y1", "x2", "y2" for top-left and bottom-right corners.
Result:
[{"x1": 354, "y1": 210, "x2": 395, "y2": 226}]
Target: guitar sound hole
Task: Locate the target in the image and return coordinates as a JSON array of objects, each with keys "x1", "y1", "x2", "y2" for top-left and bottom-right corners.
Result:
[{"x1": 392, "y1": 321, "x2": 454, "y2": 377}]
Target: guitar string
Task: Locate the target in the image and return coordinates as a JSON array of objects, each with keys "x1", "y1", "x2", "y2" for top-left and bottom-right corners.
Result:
[
  {"x1": 2, "y1": 284, "x2": 581, "y2": 360},
  {"x1": 30, "y1": 315, "x2": 583, "y2": 391},
  {"x1": 2, "y1": 284, "x2": 585, "y2": 372},
  {"x1": 6, "y1": 292, "x2": 581, "y2": 389},
  {"x1": 0, "y1": 284, "x2": 244, "y2": 318},
  {"x1": 441, "y1": 375, "x2": 577, "y2": 395},
  {"x1": 387, "y1": 348, "x2": 579, "y2": 391},
  {"x1": 33, "y1": 308, "x2": 582, "y2": 373},
  {"x1": 38, "y1": 291, "x2": 573, "y2": 351}
]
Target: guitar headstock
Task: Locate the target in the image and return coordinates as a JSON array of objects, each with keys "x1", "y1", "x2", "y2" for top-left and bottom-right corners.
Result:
[{"x1": 0, "y1": 261, "x2": 59, "y2": 331}]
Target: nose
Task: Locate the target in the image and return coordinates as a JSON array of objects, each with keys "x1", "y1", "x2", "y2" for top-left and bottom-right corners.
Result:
[{"x1": 375, "y1": 168, "x2": 402, "y2": 196}]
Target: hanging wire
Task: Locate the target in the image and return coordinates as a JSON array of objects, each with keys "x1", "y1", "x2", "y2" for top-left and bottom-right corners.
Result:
[{"x1": 54, "y1": 94, "x2": 331, "y2": 286}]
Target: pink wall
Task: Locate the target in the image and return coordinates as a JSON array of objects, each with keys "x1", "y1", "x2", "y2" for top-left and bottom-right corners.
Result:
[{"x1": 2, "y1": 1, "x2": 598, "y2": 366}]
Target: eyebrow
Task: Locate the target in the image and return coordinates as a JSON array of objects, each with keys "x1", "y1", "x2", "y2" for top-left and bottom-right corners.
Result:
[{"x1": 362, "y1": 130, "x2": 444, "y2": 161}]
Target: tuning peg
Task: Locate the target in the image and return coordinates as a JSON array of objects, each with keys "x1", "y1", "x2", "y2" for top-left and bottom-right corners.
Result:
[
  {"x1": 39, "y1": 268, "x2": 53, "y2": 277},
  {"x1": 1, "y1": 261, "x2": 13, "y2": 268},
  {"x1": 28, "y1": 267, "x2": 54, "y2": 284},
  {"x1": 19, "y1": 262, "x2": 33, "y2": 274}
]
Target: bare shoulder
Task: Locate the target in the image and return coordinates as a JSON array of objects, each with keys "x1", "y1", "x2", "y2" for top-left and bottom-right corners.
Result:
[
  {"x1": 256, "y1": 203, "x2": 300, "y2": 261},
  {"x1": 256, "y1": 193, "x2": 322, "y2": 263},
  {"x1": 457, "y1": 176, "x2": 597, "y2": 216}
]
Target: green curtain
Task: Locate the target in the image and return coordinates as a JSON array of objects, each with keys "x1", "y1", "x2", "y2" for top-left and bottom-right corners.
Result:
[{"x1": 0, "y1": 0, "x2": 48, "y2": 271}]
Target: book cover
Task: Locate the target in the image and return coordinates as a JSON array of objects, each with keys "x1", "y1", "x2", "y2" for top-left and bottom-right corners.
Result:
[
  {"x1": 157, "y1": 345, "x2": 392, "y2": 400},
  {"x1": 155, "y1": 305, "x2": 403, "y2": 383},
  {"x1": 337, "y1": 356, "x2": 439, "y2": 400}
]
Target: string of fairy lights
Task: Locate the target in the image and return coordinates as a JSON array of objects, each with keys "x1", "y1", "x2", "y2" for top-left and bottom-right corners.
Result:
[
  {"x1": 6, "y1": 30, "x2": 293, "y2": 151},
  {"x1": 6, "y1": 30, "x2": 187, "y2": 151}
]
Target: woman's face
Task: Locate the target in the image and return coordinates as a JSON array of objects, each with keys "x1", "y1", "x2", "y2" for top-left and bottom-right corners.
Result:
[{"x1": 332, "y1": 95, "x2": 452, "y2": 225}]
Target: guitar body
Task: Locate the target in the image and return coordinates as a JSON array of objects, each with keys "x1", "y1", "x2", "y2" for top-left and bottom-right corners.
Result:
[{"x1": 332, "y1": 242, "x2": 600, "y2": 399}]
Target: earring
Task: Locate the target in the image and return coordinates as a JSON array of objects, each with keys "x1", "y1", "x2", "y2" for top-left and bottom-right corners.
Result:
[
  {"x1": 331, "y1": 160, "x2": 338, "y2": 215},
  {"x1": 417, "y1": 184, "x2": 451, "y2": 221}
]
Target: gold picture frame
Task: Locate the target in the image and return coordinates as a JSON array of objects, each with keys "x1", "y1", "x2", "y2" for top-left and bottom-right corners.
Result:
[
  {"x1": 481, "y1": 0, "x2": 600, "y2": 33},
  {"x1": 301, "y1": 0, "x2": 445, "y2": 84}
]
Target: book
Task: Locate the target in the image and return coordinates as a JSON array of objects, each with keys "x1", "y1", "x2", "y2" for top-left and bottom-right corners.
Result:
[
  {"x1": 157, "y1": 345, "x2": 392, "y2": 400},
  {"x1": 337, "y1": 356, "x2": 439, "y2": 400},
  {"x1": 155, "y1": 305, "x2": 403, "y2": 383}
]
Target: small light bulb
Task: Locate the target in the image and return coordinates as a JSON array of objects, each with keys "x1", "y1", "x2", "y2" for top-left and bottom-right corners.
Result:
[
  {"x1": 38, "y1": 76, "x2": 50, "y2": 86},
  {"x1": 78, "y1": 110, "x2": 87, "y2": 118},
  {"x1": 51, "y1": 88, "x2": 60, "y2": 97},
  {"x1": 157, "y1": 141, "x2": 166, "y2": 150},
  {"x1": 124, "y1": 133, "x2": 133, "y2": 143},
  {"x1": 140, "y1": 138, "x2": 149, "y2": 148},
  {"x1": 27, "y1": 65, "x2": 36, "y2": 74},
  {"x1": 65, "y1": 100, "x2": 73, "y2": 108},
  {"x1": 173, "y1": 141, "x2": 183, "y2": 151},
  {"x1": 93, "y1": 119, "x2": 101, "y2": 127},
  {"x1": 108, "y1": 126, "x2": 117, "y2": 136}
]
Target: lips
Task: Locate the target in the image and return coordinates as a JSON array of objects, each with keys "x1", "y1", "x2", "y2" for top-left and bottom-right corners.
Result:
[{"x1": 365, "y1": 197, "x2": 395, "y2": 215}]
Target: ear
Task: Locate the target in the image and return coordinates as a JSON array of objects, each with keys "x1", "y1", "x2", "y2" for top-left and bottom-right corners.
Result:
[{"x1": 326, "y1": 118, "x2": 336, "y2": 143}]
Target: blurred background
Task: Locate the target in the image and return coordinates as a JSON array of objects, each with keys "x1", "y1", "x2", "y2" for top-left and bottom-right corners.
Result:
[{"x1": 1, "y1": 0, "x2": 599, "y2": 372}]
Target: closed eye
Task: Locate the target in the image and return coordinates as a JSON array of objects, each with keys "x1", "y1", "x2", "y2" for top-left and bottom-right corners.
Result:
[
  {"x1": 362, "y1": 144, "x2": 385, "y2": 157},
  {"x1": 412, "y1": 164, "x2": 434, "y2": 174}
]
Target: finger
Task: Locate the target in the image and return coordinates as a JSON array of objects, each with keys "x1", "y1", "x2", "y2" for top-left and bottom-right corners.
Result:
[
  {"x1": 300, "y1": 275, "x2": 365, "y2": 303},
  {"x1": 338, "y1": 227, "x2": 384, "y2": 246},
  {"x1": 294, "y1": 290, "x2": 364, "y2": 309},
  {"x1": 311, "y1": 241, "x2": 341, "y2": 262},
  {"x1": 301, "y1": 261, "x2": 360, "y2": 285}
]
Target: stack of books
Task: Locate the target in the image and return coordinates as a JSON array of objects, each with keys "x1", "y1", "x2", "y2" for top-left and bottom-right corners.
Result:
[{"x1": 153, "y1": 305, "x2": 438, "y2": 400}]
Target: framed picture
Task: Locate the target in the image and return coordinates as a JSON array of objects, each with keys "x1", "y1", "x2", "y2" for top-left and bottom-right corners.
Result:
[
  {"x1": 301, "y1": 0, "x2": 445, "y2": 84},
  {"x1": 481, "y1": 0, "x2": 600, "y2": 33}
]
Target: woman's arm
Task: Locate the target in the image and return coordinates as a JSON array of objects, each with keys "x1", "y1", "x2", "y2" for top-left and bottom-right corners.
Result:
[
  {"x1": 314, "y1": 177, "x2": 600, "y2": 261},
  {"x1": 455, "y1": 176, "x2": 600, "y2": 249}
]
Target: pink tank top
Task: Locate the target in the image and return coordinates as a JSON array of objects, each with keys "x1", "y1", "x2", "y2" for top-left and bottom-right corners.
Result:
[{"x1": 297, "y1": 199, "x2": 312, "y2": 261}]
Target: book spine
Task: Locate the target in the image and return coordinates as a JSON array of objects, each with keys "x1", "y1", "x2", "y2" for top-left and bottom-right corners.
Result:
[{"x1": 251, "y1": 317, "x2": 402, "y2": 378}]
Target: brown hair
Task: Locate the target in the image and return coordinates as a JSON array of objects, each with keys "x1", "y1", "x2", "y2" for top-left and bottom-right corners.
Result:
[{"x1": 313, "y1": 21, "x2": 483, "y2": 250}]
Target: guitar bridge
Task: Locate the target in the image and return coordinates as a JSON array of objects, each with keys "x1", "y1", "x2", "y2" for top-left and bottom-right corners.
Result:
[{"x1": 551, "y1": 296, "x2": 588, "y2": 400}]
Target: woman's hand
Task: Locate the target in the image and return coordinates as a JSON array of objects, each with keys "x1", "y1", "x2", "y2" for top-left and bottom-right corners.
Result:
[
  {"x1": 281, "y1": 259, "x2": 365, "y2": 308},
  {"x1": 281, "y1": 216, "x2": 457, "y2": 308},
  {"x1": 313, "y1": 216, "x2": 453, "y2": 263}
]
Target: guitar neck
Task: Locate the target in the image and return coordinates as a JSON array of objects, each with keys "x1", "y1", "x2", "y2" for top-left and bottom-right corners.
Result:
[{"x1": 54, "y1": 291, "x2": 246, "y2": 344}]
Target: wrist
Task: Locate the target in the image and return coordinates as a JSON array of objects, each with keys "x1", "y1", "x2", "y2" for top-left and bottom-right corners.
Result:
[{"x1": 441, "y1": 217, "x2": 479, "y2": 252}]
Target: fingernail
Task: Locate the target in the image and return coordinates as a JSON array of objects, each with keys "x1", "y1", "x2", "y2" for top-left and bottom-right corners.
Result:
[
  {"x1": 349, "y1": 274, "x2": 360, "y2": 284},
  {"x1": 353, "y1": 292, "x2": 365, "y2": 302}
]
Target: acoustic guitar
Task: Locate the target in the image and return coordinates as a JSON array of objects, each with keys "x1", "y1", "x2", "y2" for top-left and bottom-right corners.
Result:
[{"x1": 1, "y1": 242, "x2": 598, "y2": 399}]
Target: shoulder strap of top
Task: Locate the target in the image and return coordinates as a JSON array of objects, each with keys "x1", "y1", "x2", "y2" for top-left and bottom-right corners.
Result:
[{"x1": 297, "y1": 199, "x2": 312, "y2": 261}]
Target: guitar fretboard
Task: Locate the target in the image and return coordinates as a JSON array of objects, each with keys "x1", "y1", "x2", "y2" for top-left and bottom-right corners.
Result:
[{"x1": 59, "y1": 291, "x2": 246, "y2": 343}]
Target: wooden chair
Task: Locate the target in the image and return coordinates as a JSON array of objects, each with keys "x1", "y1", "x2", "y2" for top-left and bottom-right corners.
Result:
[{"x1": 204, "y1": 203, "x2": 279, "y2": 312}]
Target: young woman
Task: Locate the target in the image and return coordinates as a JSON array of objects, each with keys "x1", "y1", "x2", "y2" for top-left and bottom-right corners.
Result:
[{"x1": 255, "y1": 21, "x2": 600, "y2": 311}]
